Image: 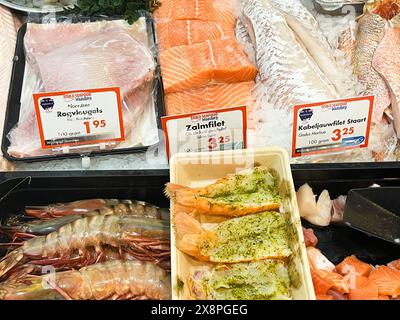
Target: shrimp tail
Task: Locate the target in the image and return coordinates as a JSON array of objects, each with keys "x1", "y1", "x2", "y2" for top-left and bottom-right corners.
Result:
[
  {"x1": 173, "y1": 212, "x2": 212, "y2": 261},
  {"x1": 0, "y1": 249, "x2": 24, "y2": 279}
]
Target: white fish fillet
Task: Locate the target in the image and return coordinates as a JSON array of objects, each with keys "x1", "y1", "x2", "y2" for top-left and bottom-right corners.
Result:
[
  {"x1": 352, "y1": 11, "x2": 392, "y2": 123},
  {"x1": 0, "y1": 6, "x2": 16, "y2": 170},
  {"x1": 373, "y1": 27, "x2": 400, "y2": 138},
  {"x1": 269, "y1": 0, "x2": 350, "y2": 97},
  {"x1": 241, "y1": 0, "x2": 338, "y2": 111}
]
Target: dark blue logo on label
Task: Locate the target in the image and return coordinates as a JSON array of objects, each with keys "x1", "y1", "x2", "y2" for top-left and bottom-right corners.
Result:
[
  {"x1": 40, "y1": 98, "x2": 54, "y2": 111},
  {"x1": 342, "y1": 136, "x2": 365, "y2": 146},
  {"x1": 299, "y1": 108, "x2": 313, "y2": 121}
]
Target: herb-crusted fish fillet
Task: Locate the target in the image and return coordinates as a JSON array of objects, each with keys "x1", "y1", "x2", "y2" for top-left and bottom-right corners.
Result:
[
  {"x1": 189, "y1": 260, "x2": 291, "y2": 300},
  {"x1": 174, "y1": 211, "x2": 292, "y2": 263},
  {"x1": 166, "y1": 167, "x2": 281, "y2": 217}
]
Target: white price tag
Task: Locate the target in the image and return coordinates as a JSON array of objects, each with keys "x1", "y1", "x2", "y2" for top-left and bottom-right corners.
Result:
[
  {"x1": 162, "y1": 106, "x2": 247, "y2": 159},
  {"x1": 292, "y1": 96, "x2": 374, "y2": 157},
  {"x1": 34, "y1": 87, "x2": 124, "y2": 149}
]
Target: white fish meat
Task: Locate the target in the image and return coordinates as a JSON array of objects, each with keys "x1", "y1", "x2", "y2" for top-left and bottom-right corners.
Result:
[
  {"x1": 0, "y1": 6, "x2": 16, "y2": 170},
  {"x1": 241, "y1": 0, "x2": 338, "y2": 111},
  {"x1": 269, "y1": 0, "x2": 350, "y2": 97},
  {"x1": 352, "y1": 11, "x2": 392, "y2": 124},
  {"x1": 7, "y1": 21, "x2": 155, "y2": 158},
  {"x1": 373, "y1": 27, "x2": 400, "y2": 138}
]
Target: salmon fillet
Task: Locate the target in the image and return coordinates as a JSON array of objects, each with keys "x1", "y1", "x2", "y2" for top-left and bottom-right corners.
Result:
[
  {"x1": 368, "y1": 266, "x2": 400, "y2": 297},
  {"x1": 348, "y1": 275, "x2": 379, "y2": 300},
  {"x1": 165, "y1": 82, "x2": 255, "y2": 115},
  {"x1": 336, "y1": 255, "x2": 372, "y2": 277},
  {"x1": 156, "y1": 20, "x2": 235, "y2": 51},
  {"x1": 154, "y1": 0, "x2": 236, "y2": 26},
  {"x1": 160, "y1": 39, "x2": 257, "y2": 94}
]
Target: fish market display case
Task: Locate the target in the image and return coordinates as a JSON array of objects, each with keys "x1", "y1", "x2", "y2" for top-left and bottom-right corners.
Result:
[
  {"x1": 2, "y1": 15, "x2": 166, "y2": 163},
  {"x1": 0, "y1": 166, "x2": 399, "y2": 300},
  {"x1": 292, "y1": 166, "x2": 400, "y2": 265}
]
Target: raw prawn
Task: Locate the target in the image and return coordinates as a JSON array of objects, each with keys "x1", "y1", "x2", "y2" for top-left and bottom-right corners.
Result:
[
  {"x1": 1, "y1": 200, "x2": 169, "y2": 239},
  {"x1": 0, "y1": 215, "x2": 170, "y2": 279},
  {"x1": 166, "y1": 167, "x2": 281, "y2": 217},
  {"x1": 25, "y1": 199, "x2": 167, "y2": 220},
  {"x1": 0, "y1": 260, "x2": 171, "y2": 300},
  {"x1": 173, "y1": 211, "x2": 291, "y2": 263}
]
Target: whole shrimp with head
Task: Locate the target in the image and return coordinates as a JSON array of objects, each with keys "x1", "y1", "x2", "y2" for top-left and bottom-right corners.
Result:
[
  {"x1": 0, "y1": 214, "x2": 170, "y2": 279},
  {"x1": 0, "y1": 260, "x2": 171, "y2": 300}
]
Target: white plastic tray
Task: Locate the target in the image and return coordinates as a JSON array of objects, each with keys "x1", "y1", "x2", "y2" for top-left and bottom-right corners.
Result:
[{"x1": 169, "y1": 147, "x2": 316, "y2": 300}]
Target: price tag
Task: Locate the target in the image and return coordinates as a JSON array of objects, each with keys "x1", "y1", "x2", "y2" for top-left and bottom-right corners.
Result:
[
  {"x1": 161, "y1": 106, "x2": 247, "y2": 159},
  {"x1": 33, "y1": 87, "x2": 125, "y2": 149},
  {"x1": 292, "y1": 96, "x2": 374, "y2": 157}
]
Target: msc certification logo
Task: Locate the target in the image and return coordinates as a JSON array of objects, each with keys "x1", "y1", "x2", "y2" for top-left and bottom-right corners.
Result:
[
  {"x1": 299, "y1": 108, "x2": 313, "y2": 122},
  {"x1": 40, "y1": 97, "x2": 55, "y2": 112}
]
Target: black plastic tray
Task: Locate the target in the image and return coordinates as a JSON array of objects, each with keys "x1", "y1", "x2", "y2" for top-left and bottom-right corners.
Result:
[
  {"x1": 2, "y1": 16, "x2": 166, "y2": 163},
  {"x1": 0, "y1": 168, "x2": 399, "y2": 265}
]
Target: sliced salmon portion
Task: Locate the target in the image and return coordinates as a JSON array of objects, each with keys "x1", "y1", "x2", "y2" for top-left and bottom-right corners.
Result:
[
  {"x1": 165, "y1": 82, "x2": 255, "y2": 115},
  {"x1": 388, "y1": 259, "x2": 400, "y2": 271},
  {"x1": 348, "y1": 275, "x2": 379, "y2": 300},
  {"x1": 307, "y1": 247, "x2": 335, "y2": 272},
  {"x1": 311, "y1": 268, "x2": 349, "y2": 294},
  {"x1": 156, "y1": 20, "x2": 235, "y2": 51},
  {"x1": 369, "y1": 266, "x2": 400, "y2": 297},
  {"x1": 160, "y1": 39, "x2": 257, "y2": 94},
  {"x1": 154, "y1": 0, "x2": 237, "y2": 26},
  {"x1": 316, "y1": 294, "x2": 334, "y2": 300},
  {"x1": 379, "y1": 295, "x2": 390, "y2": 300},
  {"x1": 336, "y1": 255, "x2": 372, "y2": 277}
]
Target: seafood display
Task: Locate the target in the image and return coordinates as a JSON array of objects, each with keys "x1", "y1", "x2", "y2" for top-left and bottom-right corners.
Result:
[
  {"x1": 168, "y1": 153, "x2": 314, "y2": 300},
  {"x1": 166, "y1": 167, "x2": 281, "y2": 217},
  {"x1": 305, "y1": 230, "x2": 400, "y2": 300},
  {"x1": 6, "y1": 17, "x2": 160, "y2": 159},
  {"x1": 154, "y1": 0, "x2": 257, "y2": 126},
  {"x1": 0, "y1": 198, "x2": 171, "y2": 300}
]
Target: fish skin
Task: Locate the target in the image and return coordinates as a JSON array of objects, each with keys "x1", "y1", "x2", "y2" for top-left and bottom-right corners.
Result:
[
  {"x1": 241, "y1": 0, "x2": 338, "y2": 112},
  {"x1": 352, "y1": 11, "x2": 391, "y2": 123},
  {"x1": 0, "y1": 6, "x2": 16, "y2": 170},
  {"x1": 372, "y1": 27, "x2": 400, "y2": 138},
  {"x1": 154, "y1": 0, "x2": 237, "y2": 26},
  {"x1": 268, "y1": 0, "x2": 349, "y2": 97}
]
